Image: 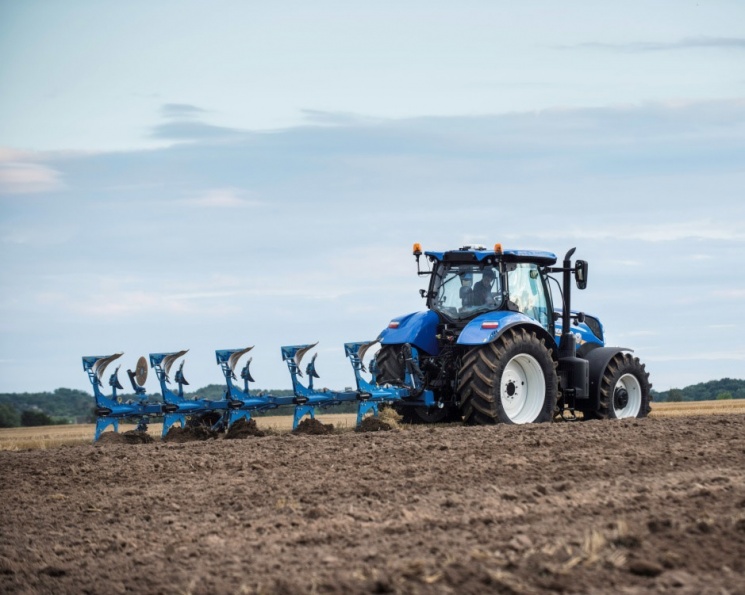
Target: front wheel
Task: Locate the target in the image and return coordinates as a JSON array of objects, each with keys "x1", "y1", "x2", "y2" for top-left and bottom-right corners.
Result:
[
  {"x1": 458, "y1": 328, "x2": 558, "y2": 425},
  {"x1": 586, "y1": 353, "x2": 651, "y2": 419}
]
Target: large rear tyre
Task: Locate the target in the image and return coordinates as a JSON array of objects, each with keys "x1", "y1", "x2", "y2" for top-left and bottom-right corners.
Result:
[
  {"x1": 585, "y1": 353, "x2": 651, "y2": 420},
  {"x1": 458, "y1": 328, "x2": 557, "y2": 425},
  {"x1": 375, "y1": 345, "x2": 405, "y2": 385}
]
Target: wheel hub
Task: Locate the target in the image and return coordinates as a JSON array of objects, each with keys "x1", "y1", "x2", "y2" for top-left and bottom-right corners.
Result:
[{"x1": 614, "y1": 387, "x2": 629, "y2": 410}]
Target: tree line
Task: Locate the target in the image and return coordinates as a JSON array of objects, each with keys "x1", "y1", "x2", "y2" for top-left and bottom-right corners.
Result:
[
  {"x1": 1, "y1": 377, "x2": 743, "y2": 427},
  {"x1": 651, "y1": 378, "x2": 745, "y2": 402},
  {"x1": 0, "y1": 385, "x2": 296, "y2": 428}
]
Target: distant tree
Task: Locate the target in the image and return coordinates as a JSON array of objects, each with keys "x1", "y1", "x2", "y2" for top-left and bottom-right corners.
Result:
[
  {"x1": 667, "y1": 389, "x2": 684, "y2": 402},
  {"x1": 716, "y1": 391, "x2": 733, "y2": 400},
  {"x1": 0, "y1": 403, "x2": 21, "y2": 427},
  {"x1": 21, "y1": 409, "x2": 53, "y2": 426}
]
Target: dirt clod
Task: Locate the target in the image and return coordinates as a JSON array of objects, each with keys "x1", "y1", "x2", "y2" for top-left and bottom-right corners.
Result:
[
  {"x1": 225, "y1": 418, "x2": 265, "y2": 439},
  {"x1": 162, "y1": 426, "x2": 217, "y2": 443},
  {"x1": 292, "y1": 417, "x2": 333, "y2": 435},
  {"x1": 627, "y1": 560, "x2": 664, "y2": 577},
  {"x1": 356, "y1": 416, "x2": 393, "y2": 432},
  {"x1": 96, "y1": 430, "x2": 154, "y2": 445}
]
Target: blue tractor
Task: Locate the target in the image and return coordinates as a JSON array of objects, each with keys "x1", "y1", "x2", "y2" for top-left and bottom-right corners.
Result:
[{"x1": 375, "y1": 243, "x2": 651, "y2": 424}]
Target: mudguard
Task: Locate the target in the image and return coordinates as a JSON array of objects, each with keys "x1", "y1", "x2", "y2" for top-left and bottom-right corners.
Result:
[
  {"x1": 584, "y1": 346, "x2": 632, "y2": 409},
  {"x1": 377, "y1": 310, "x2": 440, "y2": 355},
  {"x1": 457, "y1": 311, "x2": 556, "y2": 348}
]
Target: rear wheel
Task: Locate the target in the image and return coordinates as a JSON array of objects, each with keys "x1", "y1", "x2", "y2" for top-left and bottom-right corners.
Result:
[
  {"x1": 458, "y1": 328, "x2": 557, "y2": 425},
  {"x1": 375, "y1": 345, "x2": 405, "y2": 385},
  {"x1": 586, "y1": 353, "x2": 651, "y2": 419}
]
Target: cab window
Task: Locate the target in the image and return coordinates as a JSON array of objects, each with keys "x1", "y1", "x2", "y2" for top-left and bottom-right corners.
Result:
[{"x1": 507, "y1": 263, "x2": 550, "y2": 331}]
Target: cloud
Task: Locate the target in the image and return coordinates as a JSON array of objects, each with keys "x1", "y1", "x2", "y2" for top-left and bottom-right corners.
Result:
[
  {"x1": 523, "y1": 220, "x2": 745, "y2": 244},
  {"x1": 184, "y1": 187, "x2": 263, "y2": 208},
  {"x1": 150, "y1": 120, "x2": 244, "y2": 141},
  {"x1": 0, "y1": 159, "x2": 64, "y2": 194},
  {"x1": 300, "y1": 109, "x2": 381, "y2": 126},
  {"x1": 558, "y1": 37, "x2": 745, "y2": 52},
  {"x1": 646, "y1": 350, "x2": 745, "y2": 362},
  {"x1": 160, "y1": 103, "x2": 208, "y2": 119},
  {"x1": 712, "y1": 289, "x2": 745, "y2": 299}
]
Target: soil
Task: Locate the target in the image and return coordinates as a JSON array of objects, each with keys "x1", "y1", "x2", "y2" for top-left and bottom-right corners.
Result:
[
  {"x1": 162, "y1": 425, "x2": 218, "y2": 443},
  {"x1": 1, "y1": 415, "x2": 744, "y2": 594},
  {"x1": 356, "y1": 416, "x2": 394, "y2": 432},
  {"x1": 225, "y1": 418, "x2": 266, "y2": 439},
  {"x1": 95, "y1": 430, "x2": 155, "y2": 445},
  {"x1": 292, "y1": 417, "x2": 334, "y2": 435}
]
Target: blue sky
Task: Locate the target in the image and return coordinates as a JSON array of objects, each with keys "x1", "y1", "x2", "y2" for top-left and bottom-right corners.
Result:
[{"x1": 1, "y1": 0, "x2": 744, "y2": 395}]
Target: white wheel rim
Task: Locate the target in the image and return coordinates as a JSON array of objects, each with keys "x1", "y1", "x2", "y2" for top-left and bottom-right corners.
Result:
[
  {"x1": 500, "y1": 353, "x2": 546, "y2": 423},
  {"x1": 612, "y1": 373, "x2": 642, "y2": 418}
]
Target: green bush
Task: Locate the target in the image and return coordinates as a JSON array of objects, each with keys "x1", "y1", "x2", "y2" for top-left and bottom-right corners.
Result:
[
  {"x1": 21, "y1": 409, "x2": 54, "y2": 427},
  {"x1": 0, "y1": 403, "x2": 21, "y2": 428}
]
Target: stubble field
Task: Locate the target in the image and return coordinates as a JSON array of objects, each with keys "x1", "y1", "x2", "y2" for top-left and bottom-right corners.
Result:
[{"x1": 1, "y1": 402, "x2": 744, "y2": 594}]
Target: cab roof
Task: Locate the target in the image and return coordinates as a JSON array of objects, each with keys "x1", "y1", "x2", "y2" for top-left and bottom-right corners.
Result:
[{"x1": 425, "y1": 248, "x2": 557, "y2": 267}]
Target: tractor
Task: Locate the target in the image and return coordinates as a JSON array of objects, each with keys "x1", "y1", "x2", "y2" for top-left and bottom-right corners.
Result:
[
  {"x1": 81, "y1": 243, "x2": 652, "y2": 440},
  {"x1": 374, "y1": 243, "x2": 651, "y2": 424}
]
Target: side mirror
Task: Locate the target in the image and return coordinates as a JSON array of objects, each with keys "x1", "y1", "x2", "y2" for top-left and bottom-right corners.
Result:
[
  {"x1": 575, "y1": 260, "x2": 588, "y2": 290},
  {"x1": 420, "y1": 289, "x2": 427, "y2": 298}
]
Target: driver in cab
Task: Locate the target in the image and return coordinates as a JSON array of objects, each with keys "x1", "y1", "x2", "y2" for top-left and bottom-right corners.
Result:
[{"x1": 472, "y1": 268, "x2": 496, "y2": 306}]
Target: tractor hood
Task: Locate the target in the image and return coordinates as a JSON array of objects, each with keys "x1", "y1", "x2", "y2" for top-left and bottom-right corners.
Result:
[{"x1": 377, "y1": 310, "x2": 441, "y2": 355}]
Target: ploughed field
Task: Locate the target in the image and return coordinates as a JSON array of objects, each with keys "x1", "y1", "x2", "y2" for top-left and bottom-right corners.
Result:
[{"x1": 1, "y1": 413, "x2": 744, "y2": 594}]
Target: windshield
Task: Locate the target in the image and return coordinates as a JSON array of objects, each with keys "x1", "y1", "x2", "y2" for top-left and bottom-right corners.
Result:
[{"x1": 430, "y1": 263, "x2": 505, "y2": 320}]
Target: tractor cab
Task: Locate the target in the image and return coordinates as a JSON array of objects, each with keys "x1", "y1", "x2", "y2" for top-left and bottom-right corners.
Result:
[{"x1": 416, "y1": 244, "x2": 557, "y2": 334}]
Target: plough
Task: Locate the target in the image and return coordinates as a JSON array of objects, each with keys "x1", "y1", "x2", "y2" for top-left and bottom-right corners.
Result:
[{"x1": 82, "y1": 340, "x2": 436, "y2": 441}]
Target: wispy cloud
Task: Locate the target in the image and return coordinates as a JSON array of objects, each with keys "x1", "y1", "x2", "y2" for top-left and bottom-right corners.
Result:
[
  {"x1": 558, "y1": 37, "x2": 745, "y2": 53},
  {"x1": 160, "y1": 103, "x2": 208, "y2": 119},
  {"x1": 712, "y1": 289, "x2": 745, "y2": 299},
  {"x1": 301, "y1": 109, "x2": 381, "y2": 126},
  {"x1": 646, "y1": 350, "x2": 745, "y2": 362},
  {"x1": 184, "y1": 187, "x2": 263, "y2": 208},
  {"x1": 150, "y1": 120, "x2": 244, "y2": 141},
  {"x1": 0, "y1": 162, "x2": 64, "y2": 195},
  {"x1": 526, "y1": 220, "x2": 745, "y2": 243}
]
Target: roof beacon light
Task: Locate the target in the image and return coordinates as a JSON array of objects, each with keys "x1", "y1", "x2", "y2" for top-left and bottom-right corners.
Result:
[
  {"x1": 494, "y1": 243, "x2": 503, "y2": 255},
  {"x1": 413, "y1": 242, "x2": 422, "y2": 256}
]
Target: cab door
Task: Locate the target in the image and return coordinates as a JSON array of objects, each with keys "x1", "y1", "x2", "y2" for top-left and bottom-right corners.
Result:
[{"x1": 506, "y1": 263, "x2": 553, "y2": 334}]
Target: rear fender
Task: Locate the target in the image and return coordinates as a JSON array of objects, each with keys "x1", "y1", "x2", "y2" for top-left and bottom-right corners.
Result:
[
  {"x1": 457, "y1": 311, "x2": 557, "y2": 350},
  {"x1": 377, "y1": 310, "x2": 440, "y2": 355},
  {"x1": 585, "y1": 347, "x2": 632, "y2": 409}
]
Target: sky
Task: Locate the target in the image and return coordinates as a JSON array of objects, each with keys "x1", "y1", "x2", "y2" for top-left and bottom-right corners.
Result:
[{"x1": 1, "y1": 0, "x2": 744, "y2": 396}]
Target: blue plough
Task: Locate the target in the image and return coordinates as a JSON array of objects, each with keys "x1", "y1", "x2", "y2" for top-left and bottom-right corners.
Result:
[{"x1": 82, "y1": 340, "x2": 437, "y2": 441}]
